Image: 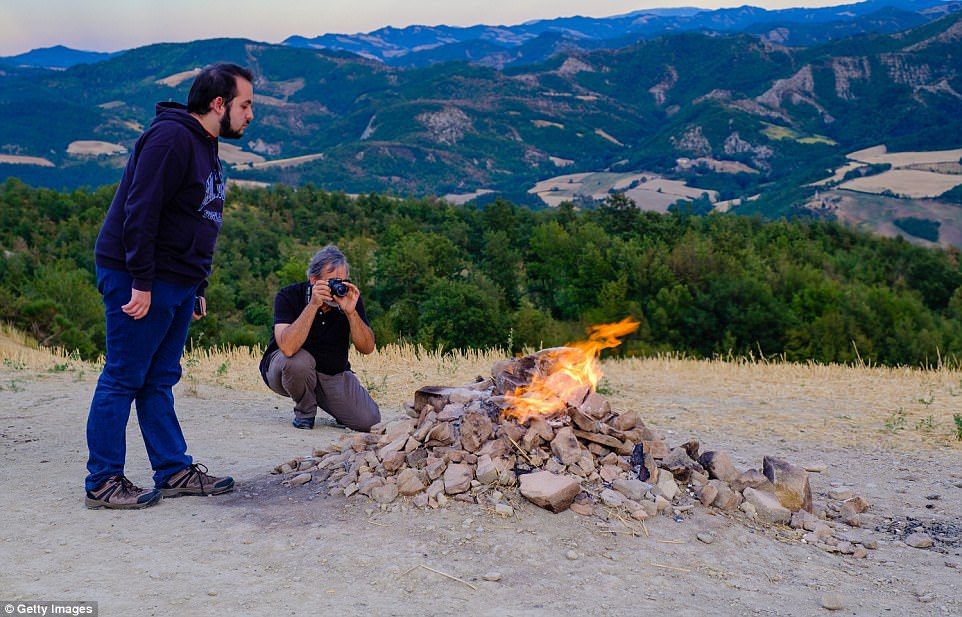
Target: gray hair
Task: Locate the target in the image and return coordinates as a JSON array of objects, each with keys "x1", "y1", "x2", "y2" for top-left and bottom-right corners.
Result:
[{"x1": 307, "y1": 245, "x2": 349, "y2": 278}]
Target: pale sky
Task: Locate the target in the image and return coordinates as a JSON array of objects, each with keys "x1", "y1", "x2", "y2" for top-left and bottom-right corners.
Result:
[{"x1": 0, "y1": 1, "x2": 858, "y2": 56}]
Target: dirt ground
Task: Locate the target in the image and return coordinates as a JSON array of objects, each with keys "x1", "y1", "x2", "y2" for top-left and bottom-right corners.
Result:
[{"x1": 1, "y1": 345, "x2": 961, "y2": 617}]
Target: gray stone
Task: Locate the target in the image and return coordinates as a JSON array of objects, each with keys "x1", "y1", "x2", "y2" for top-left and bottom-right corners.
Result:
[
  {"x1": 437, "y1": 403, "x2": 466, "y2": 422},
  {"x1": 412, "y1": 493, "x2": 429, "y2": 508},
  {"x1": 742, "y1": 487, "x2": 792, "y2": 524},
  {"x1": 612, "y1": 478, "x2": 651, "y2": 502},
  {"x1": 820, "y1": 592, "x2": 844, "y2": 610},
  {"x1": 905, "y1": 532, "x2": 934, "y2": 548},
  {"x1": 475, "y1": 454, "x2": 500, "y2": 484},
  {"x1": 600, "y1": 488, "x2": 625, "y2": 507},
  {"x1": 448, "y1": 388, "x2": 483, "y2": 404},
  {"x1": 696, "y1": 532, "x2": 715, "y2": 544},
  {"x1": 370, "y1": 483, "x2": 399, "y2": 504},
  {"x1": 791, "y1": 509, "x2": 819, "y2": 530},
  {"x1": 654, "y1": 471, "x2": 679, "y2": 501},
  {"x1": 828, "y1": 487, "x2": 854, "y2": 501},
  {"x1": 426, "y1": 478, "x2": 445, "y2": 500},
  {"x1": 288, "y1": 473, "x2": 312, "y2": 486}
]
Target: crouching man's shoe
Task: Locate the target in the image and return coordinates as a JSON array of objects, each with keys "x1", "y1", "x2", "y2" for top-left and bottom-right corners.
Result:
[
  {"x1": 85, "y1": 475, "x2": 162, "y2": 510},
  {"x1": 157, "y1": 463, "x2": 234, "y2": 497},
  {"x1": 292, "y1": 417, "x2": 315, "y2": 429}
]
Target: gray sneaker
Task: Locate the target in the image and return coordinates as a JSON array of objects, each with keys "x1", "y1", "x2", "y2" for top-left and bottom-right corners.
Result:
[
  {"x1": 157, "y1": 463, "x2": 234, "y2": 497},
  {"x1": 85, "y1": 475, "x2": 162, "y2": 510}
]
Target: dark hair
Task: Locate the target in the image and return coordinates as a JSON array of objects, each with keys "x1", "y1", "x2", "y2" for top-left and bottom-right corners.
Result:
[
  {"x1": 307, "y1": 245, "x2": 349, "y2": 278},
  {"x1": 186, "y1": 62, "x2": 254, "y2": 114}
]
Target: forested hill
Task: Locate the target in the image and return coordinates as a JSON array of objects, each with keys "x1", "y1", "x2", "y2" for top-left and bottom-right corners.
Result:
[{"x1": 2, "y1": 178, "x2": 960, "y2": 367}]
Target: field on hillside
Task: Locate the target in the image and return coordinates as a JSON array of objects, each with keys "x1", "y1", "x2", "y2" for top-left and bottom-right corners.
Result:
[
  {"x1": 2, "y1": 328, "x2": 960, "y2": 616},
  {"x1": 807, "y1": 145, "x2": 962, "y2": 248},
  {"x1": 528, "y1": 171, "x2": 718, "y2": 210},
  {"x1": 824, "y1": 145, "x2": 962, "y2": 200},
  {"x1": 820, "y1": 190, "x2": 962, "y2": 248}
]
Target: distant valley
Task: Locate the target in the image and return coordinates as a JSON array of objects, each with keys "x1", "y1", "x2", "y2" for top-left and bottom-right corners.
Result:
[{"x1": 1, "y1": 1, "x2": 961, "y2": 246}]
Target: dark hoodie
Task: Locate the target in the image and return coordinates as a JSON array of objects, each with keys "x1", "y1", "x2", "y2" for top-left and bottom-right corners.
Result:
[{"x1": 95, "y1": 102, "x2": 225, "y2": 293}]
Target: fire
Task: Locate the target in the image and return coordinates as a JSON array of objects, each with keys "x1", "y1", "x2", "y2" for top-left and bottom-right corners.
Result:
[{"x1": 504, "y1": 318, "x2": 640, "y2": 422}]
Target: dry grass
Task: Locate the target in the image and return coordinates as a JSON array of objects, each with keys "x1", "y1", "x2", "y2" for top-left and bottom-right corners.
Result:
[
  {"x1": 0, "y1": 324, "x2": 81, "y2": 368},
  {"x1": 3, "y1": 324, "x2": 960, "y2": 452},
  {"x1": 601, "y1": 355, "x2": 962, "y2": 452}
]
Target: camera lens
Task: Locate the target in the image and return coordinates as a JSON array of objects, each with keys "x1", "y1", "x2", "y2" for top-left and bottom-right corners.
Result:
[{"x1": 328, "y1": 279, "x2": 349, "y2": 297}]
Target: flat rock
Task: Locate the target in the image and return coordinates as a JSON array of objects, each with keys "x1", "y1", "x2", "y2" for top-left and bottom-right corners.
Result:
[{"x1": 519, "y1": 471, "x2": 581, "y2": 513}]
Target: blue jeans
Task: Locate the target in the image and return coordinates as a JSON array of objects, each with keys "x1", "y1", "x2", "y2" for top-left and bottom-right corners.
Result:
[{"x1": 85, "y1": 266, "x2": 197, "y2": 491}]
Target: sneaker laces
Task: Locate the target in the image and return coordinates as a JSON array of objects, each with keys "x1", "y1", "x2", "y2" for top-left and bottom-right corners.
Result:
[
  {"x1": 182, "y1": 463, "x2": 214, "y2": 490},
  {"x1": 116, "y1": 476, "x2": 138, "y2": 495}
]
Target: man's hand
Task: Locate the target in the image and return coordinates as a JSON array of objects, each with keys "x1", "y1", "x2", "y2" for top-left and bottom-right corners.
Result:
[
  {"x1": 333, "y1": 281, "x2": 361, "y2": 315},
  {"x1": 309, "y1": 280, "x2": 328, "y2": 308},
  {"x1": 192, "y1": 296, "x2": 207, "y2": 321},
  {"x1": 122, "y1": 288, "x2": 151, "y2": 319}
]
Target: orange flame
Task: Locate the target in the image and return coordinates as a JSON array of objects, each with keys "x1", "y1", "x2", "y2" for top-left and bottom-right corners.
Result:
[{"x1": 504, "y1": 318, "x2": 640, "y2": 422}]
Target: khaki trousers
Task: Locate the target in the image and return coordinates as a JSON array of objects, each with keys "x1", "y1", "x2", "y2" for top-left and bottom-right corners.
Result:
[{"x1": 265, "y1": 349, "x2": 380, "y2": 432}]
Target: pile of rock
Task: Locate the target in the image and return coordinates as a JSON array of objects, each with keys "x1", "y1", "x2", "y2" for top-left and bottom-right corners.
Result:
[{"x1": 272, "y1": 348, "x2": 872, "y2": 553}]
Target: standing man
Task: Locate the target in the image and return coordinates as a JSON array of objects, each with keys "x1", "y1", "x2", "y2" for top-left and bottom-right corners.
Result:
[
  {"x1": 259, "y1": 245, "x2": 381, "y2": 432},
  {"x1": 85, "y1": 63, "x2": 255, "y2": 509}
]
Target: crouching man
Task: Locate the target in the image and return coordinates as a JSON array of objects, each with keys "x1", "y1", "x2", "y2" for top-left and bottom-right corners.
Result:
[{"x1": 259, "y1": 245, "x2": 381, "y2": 431}]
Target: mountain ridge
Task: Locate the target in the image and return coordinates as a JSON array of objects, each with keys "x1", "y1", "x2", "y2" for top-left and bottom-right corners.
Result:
[{"x1": 3, "y1": 1, "x2": 958, "y2": 69}]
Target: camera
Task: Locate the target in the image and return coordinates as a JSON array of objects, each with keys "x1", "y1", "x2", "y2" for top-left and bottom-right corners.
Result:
[{"x1": 327, "y1": 278, "x2": 350, "y2": 298}]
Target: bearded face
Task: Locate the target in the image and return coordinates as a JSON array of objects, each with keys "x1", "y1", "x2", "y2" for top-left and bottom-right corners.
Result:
[{"x1": 219, "y1": 100, "x2": 246, "y2": 140}]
